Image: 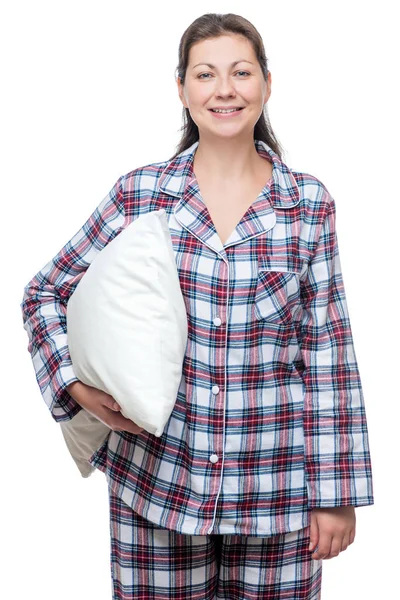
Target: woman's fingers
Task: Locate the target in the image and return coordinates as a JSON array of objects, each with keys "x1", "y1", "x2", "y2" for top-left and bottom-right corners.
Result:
[
  {"x1": 110, "y1": 410, "x2": 143, "y2": 434},
  {"x1": 99, "y1": 394, "x2": 143, "y2": 434},
  {"x1": 102, "y1": 394, "x2": 121, "y2": 412}
]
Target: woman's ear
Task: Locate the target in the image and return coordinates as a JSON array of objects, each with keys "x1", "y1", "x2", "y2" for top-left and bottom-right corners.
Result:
[
  {"x1": 264, "y1": 71, "x2": 272, "y2": 104},
  {"x1": 176, "y1": 77, "x2": 188, "y2": 109}
]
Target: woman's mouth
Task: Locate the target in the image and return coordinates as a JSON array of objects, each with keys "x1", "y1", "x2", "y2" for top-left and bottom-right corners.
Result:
[{"x1": 208, "y1": 107, "x2": 245, "y2": 119}]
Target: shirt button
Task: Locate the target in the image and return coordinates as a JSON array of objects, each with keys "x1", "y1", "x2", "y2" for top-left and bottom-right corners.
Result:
[
  {"x1": 212, "y1": 385, "x2": 220, "y2": 395},
  {"x1": 209, "y1": 454, "x2": 219, "y2": 463},
  {"x1": 213, "y1": 317, "x2": 222, "y2": 326}
]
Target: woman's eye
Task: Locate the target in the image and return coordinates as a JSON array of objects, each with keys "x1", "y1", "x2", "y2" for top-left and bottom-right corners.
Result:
[{"x1": 197, "y1": 71, "x2": 250, "y2": 79}]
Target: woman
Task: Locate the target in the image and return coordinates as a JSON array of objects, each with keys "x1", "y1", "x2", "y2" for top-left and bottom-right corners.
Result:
[{"x1": 21, "y1": 12, "x2": 374, "y2": 600}]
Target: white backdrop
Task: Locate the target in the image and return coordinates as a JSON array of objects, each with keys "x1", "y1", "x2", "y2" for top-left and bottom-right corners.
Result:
[{"x1": 2, "y1": 1, "x2": 397, "y2": 598}]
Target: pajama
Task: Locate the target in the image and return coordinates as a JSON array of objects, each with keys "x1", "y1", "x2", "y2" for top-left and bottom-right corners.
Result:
[
  {"x1": 21, "y1": 138, "x2": 374, "y2": 597},
  {"x1": 108, "y1": 483, "x2": 322, "y2": 599}
]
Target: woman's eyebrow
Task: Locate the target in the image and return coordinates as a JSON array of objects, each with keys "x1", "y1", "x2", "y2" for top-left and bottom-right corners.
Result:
[{"x1": 192, "y1": 60, "x2": 254, "y2": 69}]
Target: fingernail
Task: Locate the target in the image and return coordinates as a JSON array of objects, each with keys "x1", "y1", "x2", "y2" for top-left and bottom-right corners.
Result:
[
  {"x1": 309, "y1": 542, "x2": 313, "y2": 550},
  {"x1": 113, "y1": 402, "x2": 119, "y2": 410}
]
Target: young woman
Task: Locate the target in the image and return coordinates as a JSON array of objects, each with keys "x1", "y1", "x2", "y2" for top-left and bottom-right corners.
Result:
[{"x1": 21, "y1": 12, "x2": 374, "y2": 600}]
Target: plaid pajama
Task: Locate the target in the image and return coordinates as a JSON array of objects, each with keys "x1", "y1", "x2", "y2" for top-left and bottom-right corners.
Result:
[
  {"x1": 21, "y1": 138, "x2": 374, "y2": 542},
  {"x1": 108, "y1": 483, "x2": 322, "y2": 600}
]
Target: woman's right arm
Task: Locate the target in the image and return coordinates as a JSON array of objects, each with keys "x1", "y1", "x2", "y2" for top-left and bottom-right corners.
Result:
[
  {"x1": 20, "y1": 175, "x2": 126, "y2": 424},
  {"x1": 66, "y1": 382, "x2": 144, "y2": 435}
]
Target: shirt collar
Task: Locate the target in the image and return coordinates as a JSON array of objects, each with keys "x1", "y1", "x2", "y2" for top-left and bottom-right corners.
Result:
[
  {"x1": 157, "y1": 139, "x2": 300, "y2": 255},
  {"x1": 157, "y1": 138, "x2": 300, "y2": 209}
]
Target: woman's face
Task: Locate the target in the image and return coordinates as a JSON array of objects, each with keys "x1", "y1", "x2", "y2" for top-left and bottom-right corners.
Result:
[{"x1": 177, "y1": 34, "x2": 271, "y2": 140}]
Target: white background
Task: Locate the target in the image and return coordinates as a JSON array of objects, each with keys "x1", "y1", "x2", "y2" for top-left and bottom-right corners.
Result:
[{"x1": 2, "y1": 1, "x2": 398, "y2": 598}]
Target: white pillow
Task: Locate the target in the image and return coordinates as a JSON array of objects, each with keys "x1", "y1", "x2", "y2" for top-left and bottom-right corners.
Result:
[{"x1": 61, "y1": 209, "x2": 188, "y2": 477}]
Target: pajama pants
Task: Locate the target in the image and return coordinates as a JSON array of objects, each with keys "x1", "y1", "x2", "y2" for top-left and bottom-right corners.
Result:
[{"x1": 108, "y1": 485, "x2": 323, "y2": 599}]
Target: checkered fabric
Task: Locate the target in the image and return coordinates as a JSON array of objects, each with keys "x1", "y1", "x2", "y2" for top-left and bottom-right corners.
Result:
[
  {"x1": 108, "y1": 484, "x2": 322, "y2": 599},
  {"x1": 21, "y1": 139, "x2": 374, "y2": 537}
]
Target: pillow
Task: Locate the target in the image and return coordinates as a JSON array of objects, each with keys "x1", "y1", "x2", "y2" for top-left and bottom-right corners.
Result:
[
  {"x1": 61, "y1": 209, "x2": 188, "y2": 477},
  {"x1": 60, "y1": 409, "x2": 110, "y2": 478}
]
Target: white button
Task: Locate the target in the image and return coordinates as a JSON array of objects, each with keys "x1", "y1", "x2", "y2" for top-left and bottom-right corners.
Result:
[
  {"x1": 209, "y1": 454, "x2": 219, "y2": 463},
  {"x1": 213, "y1": 317, "x2": 222, "y2": 326},
  {"x1": 212, "y1": 385, "x2": 220, "y2": 395}
]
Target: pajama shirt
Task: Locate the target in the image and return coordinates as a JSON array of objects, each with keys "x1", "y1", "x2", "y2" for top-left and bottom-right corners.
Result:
[{"x1": 21, "y1": 139, "x2": 374, "y2": 539}]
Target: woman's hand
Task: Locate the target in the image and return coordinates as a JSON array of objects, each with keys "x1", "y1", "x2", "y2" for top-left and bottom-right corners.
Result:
[
  {"x1": 66, "y1": 381, "x2": 144, "y2": 435},
  {"x1": 308, "y1": 506, "x2": 356, "y2": 560}
]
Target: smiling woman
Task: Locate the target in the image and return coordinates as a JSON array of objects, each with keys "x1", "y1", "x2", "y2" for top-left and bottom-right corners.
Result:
[
  {"x1": 173, "y1": 32, "x2": 280, "y2": 247},
  {"x1": 176, "y1": 34, "x2": 274, "y2": 149},
  {"x1": 20, "y1": 10, "x2": 374, "y2": 600}
]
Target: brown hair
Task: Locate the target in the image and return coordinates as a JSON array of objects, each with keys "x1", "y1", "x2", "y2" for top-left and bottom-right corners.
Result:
[{"x1": 170, "y1": 12, "x2": 285, "y2": 161}]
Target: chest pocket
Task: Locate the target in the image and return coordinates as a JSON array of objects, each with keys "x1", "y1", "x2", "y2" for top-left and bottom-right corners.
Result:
[{"x1": 254, "y1": 254, "x2": 302, "y2": 323}]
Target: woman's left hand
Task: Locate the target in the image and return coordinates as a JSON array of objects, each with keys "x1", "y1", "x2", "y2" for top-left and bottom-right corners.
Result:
[{"x1": 308, "y1": 506, "x2": 356, "y2": 560}]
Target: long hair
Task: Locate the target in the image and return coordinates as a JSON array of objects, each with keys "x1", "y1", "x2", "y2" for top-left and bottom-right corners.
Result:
[{"x1": 170, "y1": 12, "x2": 285, "y2": 161}]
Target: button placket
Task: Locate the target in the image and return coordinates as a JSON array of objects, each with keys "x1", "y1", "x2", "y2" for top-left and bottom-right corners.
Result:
[{"x1": 210, "y1": 318, "x2": 222, "y2": 467}]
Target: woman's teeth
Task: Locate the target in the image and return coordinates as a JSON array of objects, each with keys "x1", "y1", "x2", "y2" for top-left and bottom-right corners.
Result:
[{"x1": 211, "y1": 108, "x2": 243, "y2": 113}]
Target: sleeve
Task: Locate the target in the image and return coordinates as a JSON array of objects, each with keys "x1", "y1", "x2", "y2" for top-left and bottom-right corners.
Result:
[
  {"x1": 20, "y1": 175, "x2": 126, "y2": 423},
  {"x1": 299, "y1": 192, "x2": 374, "y2": 508}
]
